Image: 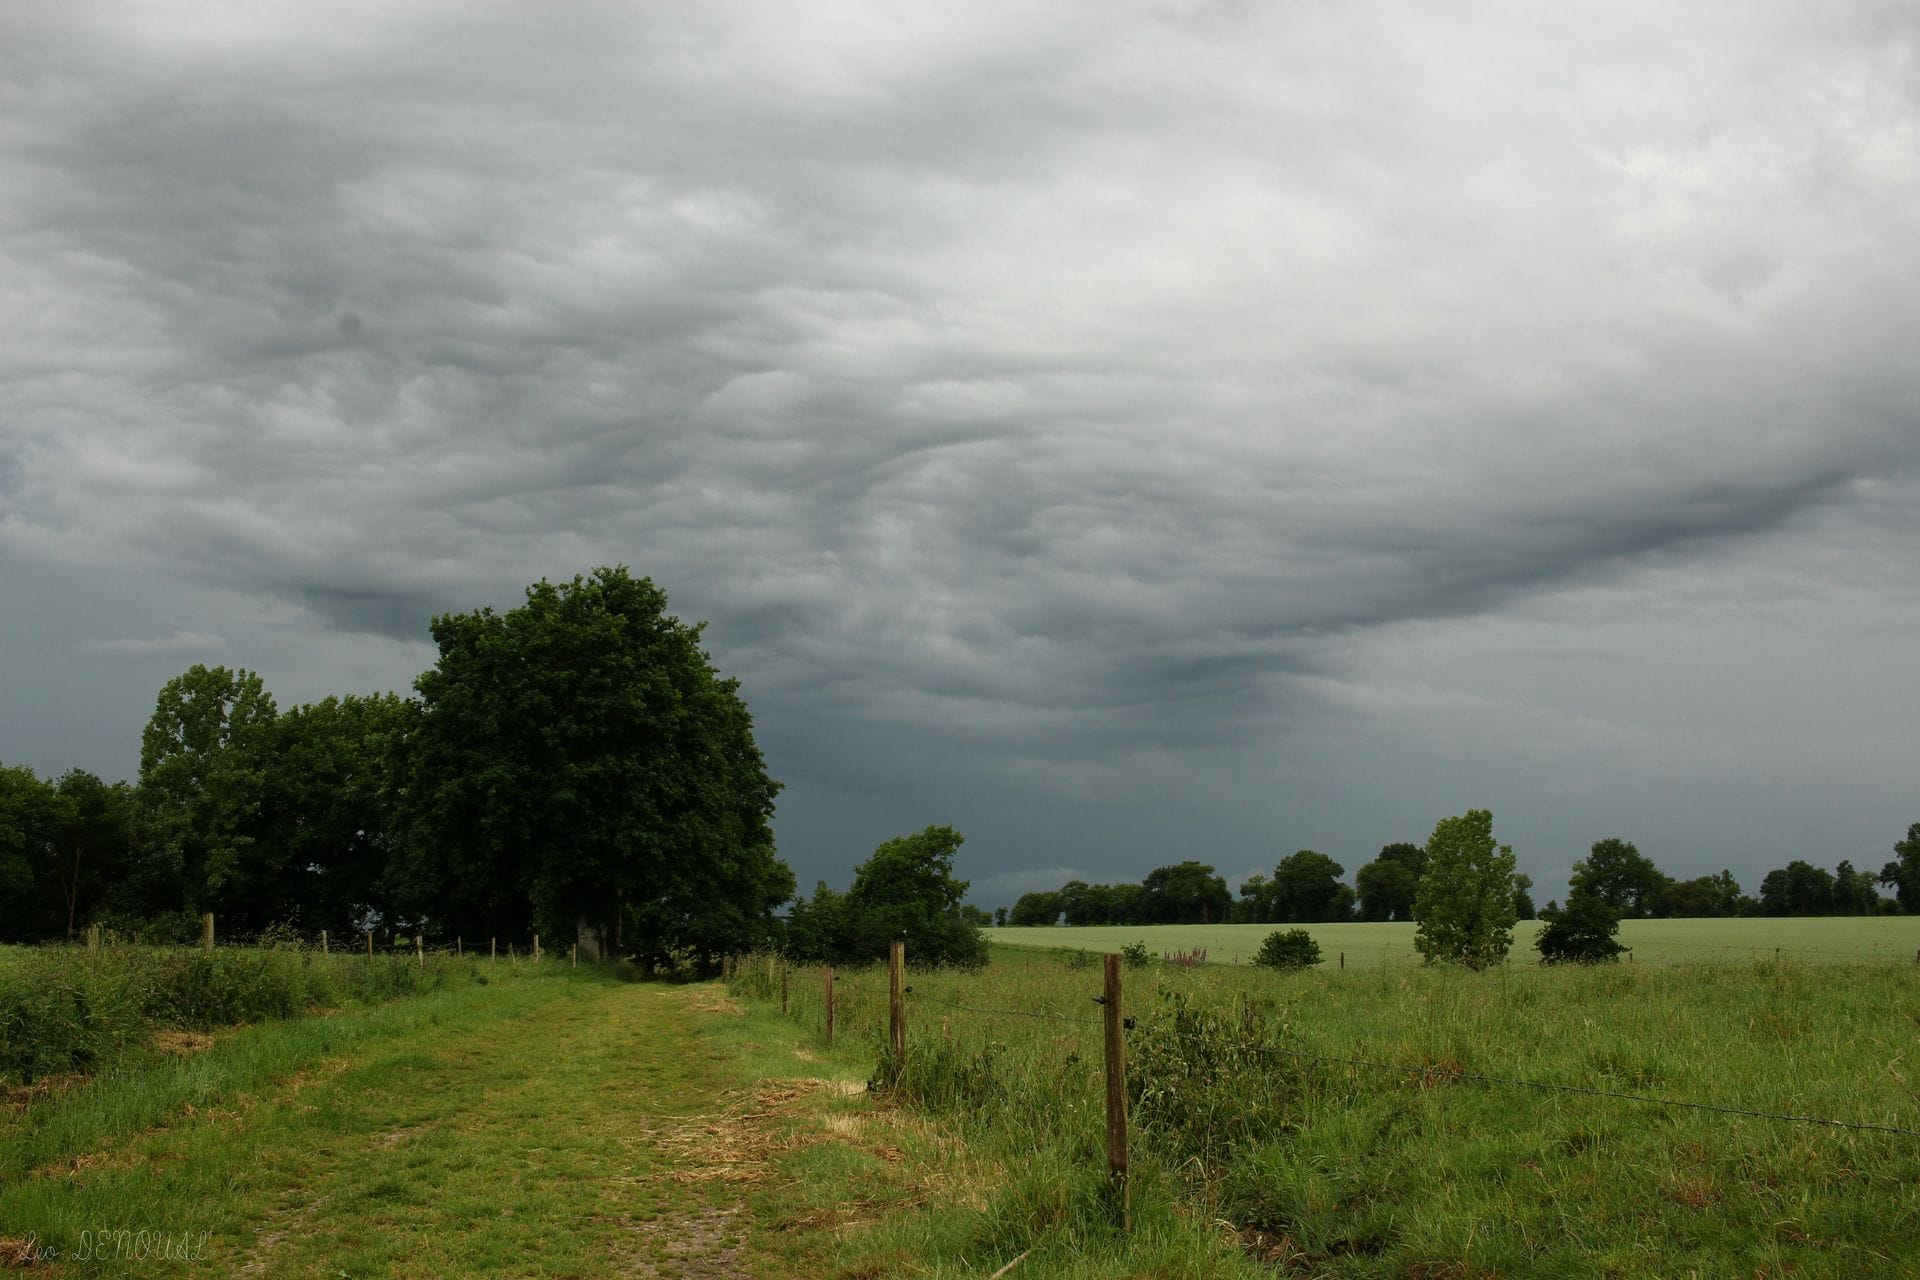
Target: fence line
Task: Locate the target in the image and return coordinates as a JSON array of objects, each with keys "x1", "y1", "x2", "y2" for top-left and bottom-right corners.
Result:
[{"x1": 743, "y1": 954, "x2": 1920, "y2": 1143}]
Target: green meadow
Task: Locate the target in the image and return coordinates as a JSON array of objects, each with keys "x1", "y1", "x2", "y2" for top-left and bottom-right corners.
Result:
[
  {"x1": 986, "y1": 915, "x2": 1920, "y2": 967},
  {"x1": 4, "y1": 936, "x2": 1918, "y2": 1276},
  {"x1": 731, "y1": 943, "x2": 1920, "y2": 1277}
]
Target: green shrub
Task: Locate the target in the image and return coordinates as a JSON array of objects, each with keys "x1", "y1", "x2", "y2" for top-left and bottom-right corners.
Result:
[
  {"x1": 1120, "y1": 941, "x2": 1152, "y2": 969},
  {"x1": 1252, "y1": 929, "x2": 1322, "y2": 970},
  {"x1": 1536, "y1": 894, "x2": 1626, "y2": 965}
]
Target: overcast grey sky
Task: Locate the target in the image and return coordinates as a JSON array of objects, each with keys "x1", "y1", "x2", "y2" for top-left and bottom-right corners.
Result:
[{"x1": 4, "y1": 1, "x2": 1917, "y2": 906}]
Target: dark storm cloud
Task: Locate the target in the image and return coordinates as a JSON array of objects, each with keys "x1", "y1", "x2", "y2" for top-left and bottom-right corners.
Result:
[{"x1": 5, "y1": 1, "x2": 1919, "y2": 894}]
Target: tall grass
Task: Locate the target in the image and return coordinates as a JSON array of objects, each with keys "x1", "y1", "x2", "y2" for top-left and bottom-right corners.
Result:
[
  {"x1": 0, "y1": 943, "x2": 493, "y2": 1082},
  {"x1": 730, "y1": 950, "x2": 1920, "y2": 1276}
]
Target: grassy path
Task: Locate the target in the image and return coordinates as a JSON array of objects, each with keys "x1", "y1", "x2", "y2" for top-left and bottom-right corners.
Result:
[{"x1": 4, "y1": 977, "x2": 887, "y2": 1278}]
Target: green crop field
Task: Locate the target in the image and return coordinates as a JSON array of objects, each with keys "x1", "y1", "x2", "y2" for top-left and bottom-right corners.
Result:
[{"x1": 986, "y1": 916, "x2": 1920, "y2": 967}]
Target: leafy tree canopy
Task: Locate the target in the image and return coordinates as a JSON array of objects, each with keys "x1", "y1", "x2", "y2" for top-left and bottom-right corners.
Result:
[
  {"x1": 390, "y1": 567, "x2": 792, "y2": 963},
  {"x1": 1355, "y1": 857, "x2": 1419, "y2": 922},
  {"x1": 1758, "y1": 860, "x2": 1835, "y2": 917},
  {"x1": 137, "y1": 664, "x2": 278, "y2": 924},
  {"x1": 1141, "y1": 860, "x2": 1232, "y2": 925},
  {"x1": 1570, "y1": 838, "x2": 1669, "y2": 919},
  {"x1": 1376, "y1": 841, "x2": 1427, "y2": 880},
  {"x1": 1535, "y1": 891, "x2": 1625, "y2": 964},
  {"x1": 1658, "y1": 870, "x2": 1744, "y2": 918},
  {"x1": 1266, "y1": 850, "x2": 1351, "y2": 923},
  {"x1": 1009, "y1": 890, "x2": 1063, "y2": 926},
  {"x1": 843, "y1": 825, "x2": 985, "y2": 967},
  {"x1": 1413, "y1": 809, "x2": 1517, "y2": 969}
]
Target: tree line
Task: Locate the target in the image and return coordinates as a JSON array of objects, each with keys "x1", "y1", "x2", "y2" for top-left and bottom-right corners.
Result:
[
  {"x1": 1006, "y1": 827, "x2": 1920, "y2": 928},
  {"x1": 0, "y1": 569, "x2": 799, "y2": 969}
]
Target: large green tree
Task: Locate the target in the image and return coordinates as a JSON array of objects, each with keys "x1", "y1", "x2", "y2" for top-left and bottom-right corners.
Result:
[
  {"x1": 1009, "y1": 890, "x2": 1064, "y2": 926},
  {"x1": 1058, "y1": 879, "x2": 1111, "y2": 926},
  {"x1": 390, "y1": 567, "x2": 792, "y2": 964},
  {"x1": 1571, "y1": 838, "x2": 1669, "y2": 918},
  {"x1": 49, "y1": 770, "x2": 136, "y2": 938},
  {"x1": 1141, "y1": 861, "x2": 1232, "y2": 924},
  {"x1": 137, "y1": 665, "x2": 279, "y2": 925},
  {"x1": 1266, "y1": 850, "x2": 1352, "y2": 923},
  {"x1": 1413, "y1": 809, "x2": 1517, "y2": 969},
  {"x1": 1758, "y1": 860, "x2": 1835, "y2": 916},
  {"x1": 1355, "y1": 855, "x2": 1419, "y2": 922},
  {"x1": 1831, "y1": 860, "x2": 1883, "y2": 915},
  {"x1": 1658, "y1": 870, "x2": 1744, "y2": 918},
  {"x1": 842, "y1": 825, "x2": 986, "y2": 967},
  {"x1": 257, "y1": 693, "x2": 415, "y2": 935},
  {"x1": 0, "y1": 765, "x2": 136, "y2": 941}
]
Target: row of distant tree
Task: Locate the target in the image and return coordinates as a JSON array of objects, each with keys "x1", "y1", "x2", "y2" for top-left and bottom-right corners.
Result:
[
  {"x1": 0, "y1": 569, "x2": 800, "y2": 969},
  {"x1": 1005, "y1": 829, "x2": 1920, "y2": 927}
]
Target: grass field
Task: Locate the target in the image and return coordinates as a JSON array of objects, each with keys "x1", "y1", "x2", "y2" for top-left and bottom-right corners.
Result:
[
  {"x1": 8, "y1": 943, "x2": 1918, "y2": 1276},
  {"x1": 731, "y1": 946, "x2": 1920, "y2": 1277},
  {"x1": 986, "y1": 915, "x2": 1920, "y2": 967},
  {"x1": 0, "y1": 962, "x2": 1021, "y2": 1278}
]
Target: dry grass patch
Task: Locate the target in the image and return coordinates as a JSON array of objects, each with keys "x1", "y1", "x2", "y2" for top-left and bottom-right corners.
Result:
[
  {"x1": 32, "y1": 1151, "x2": 111, "y2": 1180},
  {"x1": 0, "y1": 1234, "x2": 44, "y2": 1268},
  {"x1": 0, "y1": 1074, "x2": 85, "y2": 1113},
  {"x1": 684, "y1": 988, "x2": 744, "y2": 1017},
  {"x1": 600, "y1": 1206, "x2": 748, "y2": 1279},
  {"x1": 150, "y1": 1028, "x2": 215, "y2": 1055}
]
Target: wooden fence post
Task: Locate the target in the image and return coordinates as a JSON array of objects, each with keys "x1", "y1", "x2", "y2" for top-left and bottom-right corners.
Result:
[
  {"x1": 781, "y1": 960, "x2": 789, "y2": 1015},
  {"x1": 825, "y1": 967, "x2": 836, "y2": 1048},
  {"x1": 415, "y1": 935, "x2": 424, "y2": 971},
  {"x1": 491, "y1": 937, "x2": 497, "y2": 965},
  {"x1": 456, "y1": 936, "x2": 462, "y2": 957},
  {"x1": 571, "y1": 944, "x2": 577, "y2": 969},
  {"x1": 534, "y1": 933, "x2": 541, "y2": 962},
  {"x1": 1339, "y1": 951, "x2": 1344, "y2": 971},
  {"x1": 201, "y1": 912, "x2": 215, "y2": 953},
  {"x1": 319, "y1": 929, "x2": 327, "y2": 956},
  {"x1": 1104, "y1": 953, "x2": 1130, "y2": 1231},
  {"x1": 888, "y1": 941, "x2": 906, "y2": 1084},
  {"x1": 366, "y1": 930, "x2": 373, "y2": 959}
]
